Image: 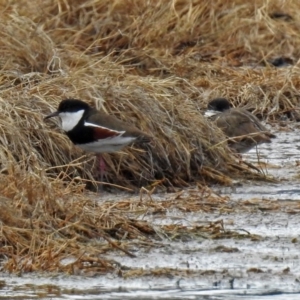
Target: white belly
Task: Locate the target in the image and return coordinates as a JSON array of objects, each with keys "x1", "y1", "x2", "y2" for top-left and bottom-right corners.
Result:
[{"x1": 76, "y1": 136, "x2": 137, "y2": 153}]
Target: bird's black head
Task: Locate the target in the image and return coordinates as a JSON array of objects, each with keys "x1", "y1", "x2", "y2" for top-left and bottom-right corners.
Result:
[
  {"x1": 207, "y1": 98, "x2": 232, "y2": 112},
  {"x1": 57, "y1": 99, "x2": 91, "y2": 113},
  {"x1": 44, "y1": 99, "x2": 91, "y2": 120}
]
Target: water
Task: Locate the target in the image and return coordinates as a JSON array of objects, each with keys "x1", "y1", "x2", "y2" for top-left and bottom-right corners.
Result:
[{"x1": 1, "y1": 124, "x2": 300, "y2": 299}]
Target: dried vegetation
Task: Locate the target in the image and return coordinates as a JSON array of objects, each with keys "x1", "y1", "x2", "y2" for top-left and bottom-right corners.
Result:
[{"x1": 0, "y1": 0, "x2": 300, "y2": 274}]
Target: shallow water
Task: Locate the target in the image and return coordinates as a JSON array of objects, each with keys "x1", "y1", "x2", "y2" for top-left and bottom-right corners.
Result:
[{"x1": 1, "y1": 124, "x2": 300, "y2": 299}]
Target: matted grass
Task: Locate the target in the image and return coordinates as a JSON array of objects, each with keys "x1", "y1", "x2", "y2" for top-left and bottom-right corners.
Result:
[
  {"x1": 0, "y1": 172, "x2": 234, "y2": 274},
  {"x1": 0, "y1": 0, "x2": 300, "y2": 274}
]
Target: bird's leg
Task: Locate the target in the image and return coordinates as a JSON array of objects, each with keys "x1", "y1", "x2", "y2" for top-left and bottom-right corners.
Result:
[{"x1": 236, "y1": 153, "x2": 243, "y2": 164}]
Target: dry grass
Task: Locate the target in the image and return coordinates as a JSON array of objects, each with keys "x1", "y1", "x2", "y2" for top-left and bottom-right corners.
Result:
[
  {"x1": 0, "y1": 0, "x2": 300, "y2": 274},
  {"x1": 0, "y1": 173, "x2": 236, "y2": 274}
]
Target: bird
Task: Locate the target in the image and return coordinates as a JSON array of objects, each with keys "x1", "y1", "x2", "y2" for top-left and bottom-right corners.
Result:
[
  {"x1": 44, "y1": 98, "x2": 152, "y2": 183},
  {"x1": 205, "y1": 98, "x2": 276, "y2": 153}
]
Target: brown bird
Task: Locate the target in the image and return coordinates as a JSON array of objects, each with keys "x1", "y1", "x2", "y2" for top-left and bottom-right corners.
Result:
[
  {"x1": 205, "y1": 98, "x2": 276, "y2": 153},
  {"x1": 44, "y1": 98, "x2": 152, "y2": 182}
]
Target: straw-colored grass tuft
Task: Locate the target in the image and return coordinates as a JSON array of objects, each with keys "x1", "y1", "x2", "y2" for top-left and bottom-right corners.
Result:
[
  {"x1": 0, "y1": 0, "x2": 300, "y2": 274},
  {"x1": 0, "y1": 165, "x2": 233, "y2": 275}
]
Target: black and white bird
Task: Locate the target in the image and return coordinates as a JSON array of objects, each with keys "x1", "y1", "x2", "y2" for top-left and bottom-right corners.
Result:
[
  {"x1": 44, "y1": 98, "x2": 152, "y2": 181},
  {"x1": 205, "y1": 98, "x2": 276, "y2": 153}
]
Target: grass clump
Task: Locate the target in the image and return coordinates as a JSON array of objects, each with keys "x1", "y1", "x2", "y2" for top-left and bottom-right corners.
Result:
[{"x1": 0, "y1": 0, "x2": 300, "y2": 274}]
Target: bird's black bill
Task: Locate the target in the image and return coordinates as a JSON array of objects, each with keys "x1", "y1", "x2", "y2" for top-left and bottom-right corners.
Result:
[{"x1": 44, "y1": 111, "x2": 60, "y2": 120}]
